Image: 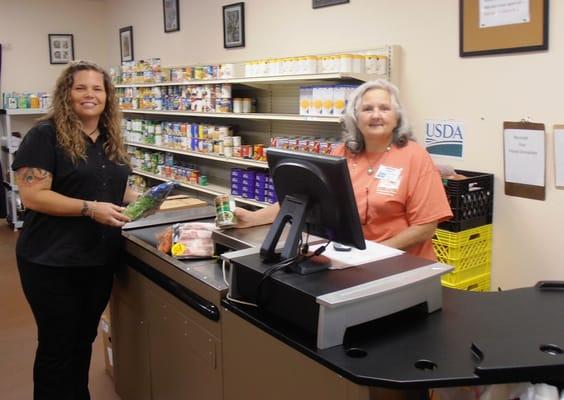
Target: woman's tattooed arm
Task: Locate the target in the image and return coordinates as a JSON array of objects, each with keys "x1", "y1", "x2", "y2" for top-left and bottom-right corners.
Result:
[{"x1": 16, "y1": 168, "x2": 52, "y2": 187}]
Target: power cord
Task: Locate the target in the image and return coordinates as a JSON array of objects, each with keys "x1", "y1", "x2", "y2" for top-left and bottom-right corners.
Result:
[
  {"x1": 255, "y1": 239, "x2": 332, "y2": 306},
  {"x1": 222, "y1": 258, "x2": 259, "y2": 307}
]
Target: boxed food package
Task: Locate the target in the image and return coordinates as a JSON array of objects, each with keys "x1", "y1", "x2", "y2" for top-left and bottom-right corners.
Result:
[
  {"x1": 299, "y1": 86, "x2": 313, "y2": 115},
  {"x1": 100, "y1": 309, "x2": 113, "y2": 379}
]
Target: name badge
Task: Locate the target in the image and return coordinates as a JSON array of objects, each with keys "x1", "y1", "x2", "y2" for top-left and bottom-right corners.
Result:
[
  {"x1": 375, "y1": 165, "x2": 402, "y2": 181},
  {"x1": 374, "y1": 165, "x2": 402, "y2": 196}
]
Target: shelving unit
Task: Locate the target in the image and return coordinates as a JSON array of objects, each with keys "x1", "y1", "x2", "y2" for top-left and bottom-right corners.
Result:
[
  {"x1": 132, "y1": 168, "x2": 266, "y2": 208},
  {"x1": 121, "y1": 109, "x2": 341, "y2": 123},
  {"x1": 125, "y1": 141, "x2": 267, "y2": 169},
  {"x1": 118, "y1": 46, "x2": 400, "y2": 206},
  {"x1": 115, "y1": 72, "x2": 379, "y2": 89},
  {"x1": 0, "y1": 108, "x2": 47, "y2": 230}
]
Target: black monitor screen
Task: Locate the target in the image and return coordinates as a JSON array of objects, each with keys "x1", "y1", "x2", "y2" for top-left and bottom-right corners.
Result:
[{"x1": 260, "y1": 148, "x2": 365, "y2": 270}]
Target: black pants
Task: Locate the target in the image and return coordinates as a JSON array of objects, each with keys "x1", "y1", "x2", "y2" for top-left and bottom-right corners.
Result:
[{"x1": 17, "y1": 257, "x2": 113, "y2": 400}]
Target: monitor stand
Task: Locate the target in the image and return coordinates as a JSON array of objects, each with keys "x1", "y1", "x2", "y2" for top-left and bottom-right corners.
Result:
[
  {"x1": 289, "y1": 254, "x2": 332, "y2": 275},
  {"x1": 260, "y1": 194, "x2": 309, "y2": 263}
]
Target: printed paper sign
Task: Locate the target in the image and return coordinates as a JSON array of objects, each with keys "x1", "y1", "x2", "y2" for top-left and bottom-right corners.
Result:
[{"x1": 425, "y1": 120, "x2": 464, "y2": 159}]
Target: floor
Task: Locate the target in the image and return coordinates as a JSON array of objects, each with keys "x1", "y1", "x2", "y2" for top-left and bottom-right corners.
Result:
[{"x1": 0, "y1": 221, "x2": 121, "y2": 400}]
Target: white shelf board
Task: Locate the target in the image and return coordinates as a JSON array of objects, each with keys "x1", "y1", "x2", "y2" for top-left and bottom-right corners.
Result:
[
  {"x1": 115, "y1": 72, "x2": 373, "y2": 88},
  {"x1": 131, "y1": 169, "x2": 268, "y2": 208},
  {"x1": 125, "y1": 141, "x2": 267, "y2": 169},
  {"x1": 1, "y1": 108, "x2": 48, "y2": 115},
  {"x1": 121, "y1": 109, "x2": 341, "y2": 123}
]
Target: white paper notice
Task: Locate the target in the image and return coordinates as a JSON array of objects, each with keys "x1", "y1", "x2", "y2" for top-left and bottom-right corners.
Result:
[
  {"x1": 309, "y1": 240, "x2": 404, "y2": 270},
  {"x1": 504, "y1": 128, "x2": 545, "y2": 186},
  {"x1": 554, "y1": 128, "x2": 564, "y2": 187},
  {"x1": 480, "y1": 0, "x2": 530, "y2": 28}
]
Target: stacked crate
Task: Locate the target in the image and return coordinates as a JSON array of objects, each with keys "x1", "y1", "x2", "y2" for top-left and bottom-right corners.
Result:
[{"x1": 433, "y1": 170, "x2": 494, "y2": 291}]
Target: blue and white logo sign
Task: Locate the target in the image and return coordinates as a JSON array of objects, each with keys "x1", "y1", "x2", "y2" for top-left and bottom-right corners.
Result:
[{"x1": 425, "y1": 120, "x2": 464, "y2": 159}]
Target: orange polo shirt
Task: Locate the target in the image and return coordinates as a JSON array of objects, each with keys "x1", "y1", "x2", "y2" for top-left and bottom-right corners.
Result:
[{"x1": 331, "y1": 141, "x2": 452, "y2": 260}]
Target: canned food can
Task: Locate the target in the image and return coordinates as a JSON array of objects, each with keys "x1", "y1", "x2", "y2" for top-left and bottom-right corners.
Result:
[
  {"x1": 232, "y1": 136, "x2": 242, "y2": 147},
  {"x1": 218, "y1": 125, "x2": 230, "y2": 138},
  {"x1": 223, "y1": 136, "x2": 233, "y2": 146},
  {"x1": 194, "y1": 66, "x2": 204, "y2": 80},
  {"x1": 215, "y1": 195, "x2": 238, "y2": 227},
  {"x1": 232, "y1": 146, "x2": 242, "y2": 158},
  {"x1": 253, "y1": 144, "x2": 265, "y2": 160},
  {"x1": 198, "y1": 175, "x2": 208, "y2": 186},
  {"x1": 220, "y1": 84, "x2": 232, "y2": 99},
  {"x1": 232, "y1": 98, "x2": 243, "y2": 113},
  {"x1": 242, "y1": 98, "x2": 252, "y2": 113},
  {"x1": 224, "y1": 146, "x2": 233, "y2": 158},
  {"x1": 241, "y1": 144, "x2": 253, "y2": 159}
]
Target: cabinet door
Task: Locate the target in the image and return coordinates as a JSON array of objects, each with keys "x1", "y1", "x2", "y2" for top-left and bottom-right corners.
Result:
[
  {"x1": 146, "y1": 281, "x2": 222, "y2": 400},
  {"x1": 111, "y1": 266, "x2": 152, "y2": 400}
]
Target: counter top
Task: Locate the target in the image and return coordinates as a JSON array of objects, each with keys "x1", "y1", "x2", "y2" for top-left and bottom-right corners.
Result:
[
  {"x1": 121, "y1": 207, "x2": 279, "y2": 292},
  {"x1": 121, "y1": 208, "x2": 564, "y2": 389},
  {"x1": 223, "y1": 283, "x2": 564, "y2": 388}
]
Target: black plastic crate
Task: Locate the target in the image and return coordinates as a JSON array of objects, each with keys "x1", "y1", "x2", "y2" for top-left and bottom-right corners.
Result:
[{"x1": 439, "y1": 170, "x2": 493, "y2": 232}]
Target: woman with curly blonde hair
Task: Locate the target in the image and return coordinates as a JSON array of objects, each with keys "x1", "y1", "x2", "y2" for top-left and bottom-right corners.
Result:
[{"x1": 12, "y1": 60, "x2": 138, "y2": 399}]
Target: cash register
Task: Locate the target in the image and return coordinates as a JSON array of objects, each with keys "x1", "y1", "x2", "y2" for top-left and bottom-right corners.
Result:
[{"x1": 223, "y1": 148, "x2": 452, "y2": 349}]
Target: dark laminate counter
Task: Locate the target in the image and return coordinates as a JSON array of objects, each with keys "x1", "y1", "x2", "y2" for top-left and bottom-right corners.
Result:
[
  {"x1": 120, "y1": 210, "x2": 564, "y2": 391},
  {"x1": 223, "y1": 283, "x2": 564, "y2": 388}
]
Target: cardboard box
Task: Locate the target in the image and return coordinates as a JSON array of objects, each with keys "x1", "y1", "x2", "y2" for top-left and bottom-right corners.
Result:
[{"x1": 100, "y1": 311, "x2": 114, "y2": 379}]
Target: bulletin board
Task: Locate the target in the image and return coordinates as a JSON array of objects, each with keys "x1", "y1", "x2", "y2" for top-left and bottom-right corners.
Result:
[{"x1": 460, "y1": 0, "x2": 548, "y2": 57}]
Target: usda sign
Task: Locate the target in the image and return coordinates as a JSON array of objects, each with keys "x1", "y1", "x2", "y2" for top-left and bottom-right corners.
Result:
[{"x1": 425, "y1": 120, "x2": 464, "y2": 159}]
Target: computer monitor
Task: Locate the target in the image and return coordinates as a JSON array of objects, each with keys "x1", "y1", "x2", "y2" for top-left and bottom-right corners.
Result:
[{"x1": 260, "y1": 148, "x2": 365, "y2": 274}]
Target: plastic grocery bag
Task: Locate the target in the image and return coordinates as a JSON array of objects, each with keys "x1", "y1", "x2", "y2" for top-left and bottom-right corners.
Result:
[
  {"x1": 122, "y1": 181, "x2": 176, "y2": 221},
  {"x1": 171, "y1": 222, "x2": 215, "y2": 259}
]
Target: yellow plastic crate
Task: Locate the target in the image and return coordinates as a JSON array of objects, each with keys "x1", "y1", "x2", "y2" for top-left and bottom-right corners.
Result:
[
  {"x1": 433, "y1": 225, "x2": 492, "y2": 260},
  {"x1": 441, "y1": 260, "x2": 491, "y2": 285},
  {"x1": 442, "y1": 272, "x2": 490, "y2": 292}
]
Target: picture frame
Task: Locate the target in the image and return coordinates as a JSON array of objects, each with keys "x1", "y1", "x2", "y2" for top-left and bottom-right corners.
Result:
[
  {"x1": 460, "y1": 0, "x2": 548, "y2": 57},
  {"x1": 48, "y1": 34, "x2": 75, "y2": 65},
  {"x1": 163, "y1": 0, "x2": 180, "y2": 33},
  {"x1": 312, "y1": 0, "x2": 349, "y2": 9},
  {"x1": 119, "y1": 26, "x2": 134, "y2": 63},
  {"x1": 223, "y1": 2, "x2": 245, "y2": 49}
]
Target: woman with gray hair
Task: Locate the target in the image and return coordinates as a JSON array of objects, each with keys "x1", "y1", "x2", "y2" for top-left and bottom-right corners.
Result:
[{"x1": 235, "y1": 79, "x2": 451, "y2": 260}]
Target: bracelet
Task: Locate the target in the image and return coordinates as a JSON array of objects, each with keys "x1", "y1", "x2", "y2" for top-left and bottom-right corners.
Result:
[
  {"x1": 80, "y1": 200, "x2": 89, "y2": 216},
  {"x1": 89, "y1": 200, "x2": 98, "y2": 221}
]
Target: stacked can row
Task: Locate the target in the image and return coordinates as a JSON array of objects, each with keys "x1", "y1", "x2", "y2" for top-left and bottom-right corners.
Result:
[
  {"x1": 127, "y1": 174, "x2": 148, "y2": 193},
  {"x1": 270, "y1": 136, "x2": 341, "y2": 155},
  {"x1": 299, "y1": 84, "x2": 358, "y2": 116},
  {"x1": 112, "y1": 51, "x2": 389, "y2": 85},
  {"x1": 3, "y1": 92, "x2": 51, "y2": 110},
  {"x1": 117, "y1": 84, "x2": 233, "y2": 112},
  {"x1": 244, "y1": 53, "x2": 388, "y2": 77},
  {"x1": 114, "y1": 58, "x2": 236, "y2": 85},
  {"x1": 231, "y1": 169, "x2": 277, "y2": 204},
  {"x1": 122, "y1": 118, "x2": 267, "y2": 160},
  {"x1": 128, "y1": 146, "x2": 210, "y2": 187}
]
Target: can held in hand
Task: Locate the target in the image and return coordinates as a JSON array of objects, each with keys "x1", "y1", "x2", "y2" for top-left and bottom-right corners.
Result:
[{"x1": 215, "y1": 195, "x2": 237, "y2": 228}]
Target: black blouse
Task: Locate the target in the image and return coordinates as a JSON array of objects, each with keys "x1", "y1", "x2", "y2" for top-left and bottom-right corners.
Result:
[{"x1": 12, "y1": 121, "x2": 130, "y2": 267}]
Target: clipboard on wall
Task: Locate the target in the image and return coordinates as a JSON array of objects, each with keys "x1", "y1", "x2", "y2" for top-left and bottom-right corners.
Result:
[
  {"x1": 554, "y1": 124, "x2": 564, "y2": 188},
  {"x1": 503, "y1": 121, "x2": 546, "y2": 200}
]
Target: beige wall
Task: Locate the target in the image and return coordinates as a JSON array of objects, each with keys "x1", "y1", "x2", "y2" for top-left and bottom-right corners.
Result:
[
  {"x1": 2, "y1": 0, "x2": 563, "y2": 289},
  {"x1": 0, "y1": 0, "x2": 108, "y2": 131}
]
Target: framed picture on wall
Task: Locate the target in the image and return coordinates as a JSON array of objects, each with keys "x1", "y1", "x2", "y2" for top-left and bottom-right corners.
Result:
[
  {"x1": 163, "y1": 0, "x2": 180, "y2": 33},
  {"x1": 312, "y1": 0, "x2": 349, "y2": 9},
  {"x1": 48, "y1": 34, "x2": 75, "y2": 64},
  {"x1": 119, "y1": 26, "x2": 134, "y2": 63},
  {"x1": 223, "y1": 2, "x2": 245, "y2": 48}
]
